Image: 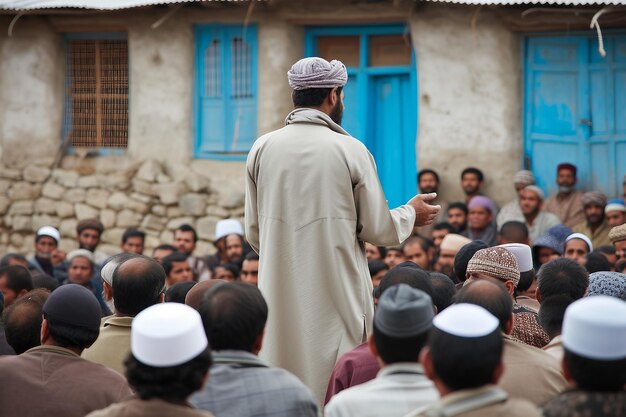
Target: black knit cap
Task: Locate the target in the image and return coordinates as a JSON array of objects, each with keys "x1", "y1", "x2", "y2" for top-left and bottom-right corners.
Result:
[{"x1": 42, "y1": 284, "x2": 101, "y2": 332}]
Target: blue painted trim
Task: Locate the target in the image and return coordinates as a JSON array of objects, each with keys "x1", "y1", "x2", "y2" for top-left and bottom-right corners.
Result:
[
  {"x1": 193, "y1": 24, "x2": 258, "y2": 161},
  {"x1": 62, "y1": 32, "x2": 129, "y2": 154}
]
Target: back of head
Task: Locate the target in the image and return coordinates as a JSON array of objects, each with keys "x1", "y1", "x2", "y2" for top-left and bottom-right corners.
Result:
[
  {"x1": 199, "y1": 282, "x2": 268, "y2": 352},
  {"x1": 373, "y1": 284, "x2": 434, "y2": 364},
  {"x1": 454, "y1": 279, "x2": 513, "y2": 332},
  {"x1": 429, "y1": 272, "x2": 456, "y2": 312},
  {"x1": 561, "y1": 296, "x2": 626, "y2": 391},
  {"x1": 185, "y1": 280, "x2": 226, "y2": 311},
  {"x1": 368, "y1": 260, "x2": 389, "y2": 278},
  {"x1": 43, "y1": 284, "x2": 102, "y2": 349},
  {"x1": 0, "y1": 265, "x2": 34, "y2": 294},
  {"x1": 428, "y1": 304, "x2": 502, "y2": 391},
  {"x1": 537, "y1": 295, "x2": 574, "y2": 339},
  {"x1": 113, "y1": 256, "x2": 166, "y2": 317},
  {"x1": 377, "y1": 263, "x2": 433, "y2": 299},
  {"x1": 166, "y1": 281, "x2": 196, "y2": 304},
  {"x1": 32, "y1": 274, "x2": 59, "y2": 292},
  {"x1": 454, "y1": 241, "x2": 488, "y2": 282},
  {"x1": 499, "y1": 221, "x2": 529, "y2": 244},
  {"x1": 537, "y1": 258, "x2": 589, "y2": 301},
  {"x1": 3, "y1": 289, "x2": 50, "y2": 354},
  {"x1": 126, "y1": 303, "x2": 211, "y2": 402},
  {"x1": 585, "y1": 252, "x2": 611, "y2": 274}
]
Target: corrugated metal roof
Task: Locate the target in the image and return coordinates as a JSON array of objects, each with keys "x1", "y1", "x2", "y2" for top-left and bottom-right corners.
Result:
[{"x1": 0, "y1": 0, "x2": 230, "y2": 11}]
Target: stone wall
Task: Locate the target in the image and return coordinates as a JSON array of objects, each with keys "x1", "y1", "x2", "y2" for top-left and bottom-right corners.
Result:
[{"x1": 0, "y1": 157, "x2": 245, "y2": 258}]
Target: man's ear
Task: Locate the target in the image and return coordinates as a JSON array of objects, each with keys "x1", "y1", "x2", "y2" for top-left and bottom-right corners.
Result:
[
  {"x1": 41, "y1": 318, "x2": 50, "y2": 344},
  {"x1": 504, "y1": 313, "x2": 514, "y2": 335},
  {"x1": 420, "y1": 347, "x2": 435, "y2": 380},
  {"x1": 328, "y1": 88, "x2": 339, "y2": 107},
  {"x1": 561, "y1": 357, "x2": 574, "y2": 384},
  {"x1": 368, "y1": 335, "x2": 378, "y2": 357},
  {"x1": 535, "y1": 287, "x2": 543, "y2": 303}
]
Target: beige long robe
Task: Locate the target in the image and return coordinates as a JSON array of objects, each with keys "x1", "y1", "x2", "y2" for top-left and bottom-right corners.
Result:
[{"x1": 245, "y1": 108, "x2": 416, "y2": 405}]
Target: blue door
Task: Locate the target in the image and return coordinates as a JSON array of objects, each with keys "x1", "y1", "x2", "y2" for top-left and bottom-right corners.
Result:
[
  {"x1": 525, "y1": 34, "x2": 626, "y2": 198},
  {"x1": 305, "y1": 26, "x2": 418, "y2": 208}
]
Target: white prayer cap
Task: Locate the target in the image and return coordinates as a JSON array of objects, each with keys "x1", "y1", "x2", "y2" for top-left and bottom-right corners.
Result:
[
  {"x1": 100, "y1": 260, "x2": 117, "y2": 286},
  {"x1": 433, "y1": 303, "x2": 499, "y2": 338},
  {"x1": 67, "y1": 249, "x2": 95, "y2": 264},
  {"x1": 498, "y1": 243, "x2": 533, "y2": 273},
  {"x1": 562, "y1": 296, "x2": 626, "y2": 360},
  {"x1": 215, "y1": 219, "x2": 243, "y2": 241},
  {"x1": 522, "y1": 185, "x2": 545, "y2": 200},
  {"x1": 566, "y1": 233, "x2": 593, "y2": 252},
  {"x1": 287, "y1": 57, "x2": 348, "y2": 90},
  {"x1": 513, "y1": 170, "x2": 535, "y2": 186},
  {"x1": 440, "y1": 234, "x2": 472, "y2": 253},
  {"x1": 36, "y1": 226, "x2": 60, "y2": 243},
  {"x1": 605, "y1": 199, "x2": 626, "y2": 214},
  {"x1": 131, "y1": 303, "x2": 208, "y2": 367}
]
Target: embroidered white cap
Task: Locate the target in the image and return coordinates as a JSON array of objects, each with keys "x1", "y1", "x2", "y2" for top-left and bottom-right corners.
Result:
[
  {"x1": 498, "y1": 243, "x2": 533, "y2": 273},
  {"x1": 131, "y1": 303, "x2": 208, "y2": 367},
  {"x1": 215, "y1": 219, "x2": 244, "y2": 241},
  {"x1": 433, "y1": 303, "x2": 499, "y2": 338},
  {"x1": 562, "y1": 296, "x2": 626, "y2": 360},
  {"x1": 36, "y1": 226, "x2": 60, "y2": 243},
  {"x1": 566, "y1": 233, "x2": 593, "y2": 252}
]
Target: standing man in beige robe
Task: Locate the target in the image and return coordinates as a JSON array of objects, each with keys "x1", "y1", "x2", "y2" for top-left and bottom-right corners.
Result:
[{"x1": 245, "y1": 57, "x2": 439, "y2": 405}]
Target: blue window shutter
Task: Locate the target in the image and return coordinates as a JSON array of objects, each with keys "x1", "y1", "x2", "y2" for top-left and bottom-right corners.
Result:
[
  {"x1": 225, "y1": 26, "x2": 258, "y2": 152},
  {"x1": 197, "y1": 27, "x2": 226, "y2": 153}
]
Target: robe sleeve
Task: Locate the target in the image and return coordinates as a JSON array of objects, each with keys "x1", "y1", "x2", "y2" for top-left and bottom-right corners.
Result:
[
  {"x1": 353, "y1": 147, "x2": 416, "y2": 246},
  {"x1": 245, "y1": 146, "x2": 260, "y2": 254}
]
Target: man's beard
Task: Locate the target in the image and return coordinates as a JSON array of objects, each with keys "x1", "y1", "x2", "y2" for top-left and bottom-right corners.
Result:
[
  {"x1": 36, "y1": 252, "x2": 52, "y2": 260},
  {"x1": 420, "y1": 186, "x2": 437, "y2": 194},
  {"x1": 559, "y1": 185, "x2": 574, "y2": 194},
  {"x1": 330, "y1": 101, "x2": 343, "y2": 125},
  {"x1": 79, "y1": 243, "x2": 96, "y2": 252}
]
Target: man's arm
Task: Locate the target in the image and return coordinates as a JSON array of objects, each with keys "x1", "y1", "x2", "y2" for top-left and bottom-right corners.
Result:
[{"x1": 244, "y1": 152, "x2": 260, "y2": 254}]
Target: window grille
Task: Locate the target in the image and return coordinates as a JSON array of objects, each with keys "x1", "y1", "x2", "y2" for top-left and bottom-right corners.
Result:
[{"x1": 65, "y1": 39, "x2": 128, "y2": 148}]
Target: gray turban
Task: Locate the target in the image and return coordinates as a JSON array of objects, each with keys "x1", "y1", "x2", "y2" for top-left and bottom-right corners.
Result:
[{"x1": 287, "y1": 57, "x2": 348, "y2": 90}]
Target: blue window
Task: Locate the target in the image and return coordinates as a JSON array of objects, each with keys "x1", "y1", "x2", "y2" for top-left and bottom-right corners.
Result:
[{"x1": 194, "y1": 25, "x2": 258, "y2": 160}]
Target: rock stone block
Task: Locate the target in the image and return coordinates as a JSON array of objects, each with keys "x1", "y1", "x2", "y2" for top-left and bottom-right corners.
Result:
[
  {"x1": 10, "y1": 182, "x2": 42, "y2": 200},
  {"x1": 55, "y1": 201, "x2": 75, "y2": 218},
  {"x1": 75, "y1": 203, "x2": 99, "y2": 220},
  {"x1": 180, "y1": 193, "x2": 206, "y2": 217},
  {"x1": 23, "y1": 166, "x2": 51, "y2": 183},
  {"x1": 86, "y1": 188, "x2": 110, "y2": 209},
  {"x1": 196, "y1": 216, "x2": 220, "y2": 241},
  {"x1": 116, "y1": 209, "x2": 142, "y2": 228},
  {"x1": 42, "y1": 182, "x2": 66, "y2": 200}
]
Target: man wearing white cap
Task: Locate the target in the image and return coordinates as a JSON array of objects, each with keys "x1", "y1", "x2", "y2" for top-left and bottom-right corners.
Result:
[
  {"x1": 205, "y1": 219, "x2": 245, "y2": 274},
  {"x1": 606, "y1": 199, "x2": 626, "y2": 228},
  {"x1": 543, "y1": 296, "x2": 626, "y2": 417},
  {"x1": 245, "y1": 57, "x2": 440, "y2": 404},
  {"x1": 498, "y1": 243, "x2": 540, "y2": 312},
  {"x1": 454, "y1": 279, "x2": 567, "y2": 407},
  {"x1": 564, "y1": 233, "x2": 593, "y2": 266},
  {"x1": 434, "y1": 234, "x2": 471, "y2": 281},
  {"x1": 326, "y1": 284, "x2": 438, "y2": 417},
  {"x1": 87, "y1": 303, "x2": 214, "y2": 417},
  {"x1": 406, "y1": 303, "x2": 541, "y2": 417},
  {"x1": 28, "y1": 226, "x2": 65, "y2": 278},
  {"x1": 496, "y1": 169, "x2": 536, "y2": 230},
  {"x1": 517, "y1": 185, "x2": 561, "y2": 243}
]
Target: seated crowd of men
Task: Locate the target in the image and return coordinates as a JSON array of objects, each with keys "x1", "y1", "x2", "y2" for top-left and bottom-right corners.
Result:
[{"x1": 0, "y1": 162, "x2": 624, "y2": 416}]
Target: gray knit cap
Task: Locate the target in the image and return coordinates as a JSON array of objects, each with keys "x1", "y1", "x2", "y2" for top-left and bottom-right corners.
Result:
[{"x1": 588, "y1": 272, "x2": 626, "y2": 301}]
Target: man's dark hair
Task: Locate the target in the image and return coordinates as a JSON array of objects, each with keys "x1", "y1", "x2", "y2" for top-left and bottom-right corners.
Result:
[
  {"x1": 176, "y1": 224, "x2": 198, "y2": 243},
  {"x1": 32, "y1": 274, "x2": 59, "y2": 292},
  {"x1": 376, "y1": 263, "x2": 433, "y2": 299},
  {"x1": 153, "y1": 244, "x2": 178, "y2": 253},
  {"x1": 165, "y1": 281, "x2": 196, "y2": 304},
  {"x1": 122, "y1": 228, "x2": 146, "y2": 244},
  {"x1": 218, "y1": 262, "x2": 240, "y2": 279},
  {"x1": 373, "y1": 322, "x2": 429, "y2": 364},
  {"x1": 499, "y1": 221, "x2": 529, "y2": 243},
  {"x1": 454, "y1": 278, "x2": 512, "y2": 332},
  {"x1": 113, "y1": 256, "x2": 166, "y2": 317},
  {"x1": 417, "y1": 169, "x2": 440, "y2": 184},
  {"x1": 537, "y1": 258, "x2": 589, "y2": 301},
  {"x1": 595, "y1": 245, "x2": 616, "y2": 255},
  {"x1": 537, "y1": 295, "x2": 573, "y2": 339},
  {"x1": 454, "y1": 241, "x2": 488, "y2": 282},
  {"x1": 429, "y1": 325, "x2": 502, "y2": 391},
  {"x1": 3, "y1": 289, "x2": 49, "y2": 354},
  {"x1": 564, "y1": 350, "x2": 626, "y2": 392},
  {"x1": 292, "y1": 87, "x2": 342, "y2": 108},
  {"x1": 0, "y1": 266, "x2": 34, "y2": 295},
  {"x1": 402, "y1": 235, "x2": 432, "y2": 253},
  {"x1": 433, "y1": 222, "x2": 454, "y2": 233},
  {"x1": 447, "y1": 202, "x2": 468, "y2": 215},
  {"x1": 0, "y1": 253, "x2": 28, "y2": 267},
  {"x1": 516, "y1": 269, "x2": 536, "y2": 293},
  {"x1": 585, "y1": 252, "x2": 611, "y2": 274},
  {"x1": 368, "y1": 260, "x2": 389, "y2": 279},
  {"x1": 162, "y1": 252, "x2": 189, "y2": 276},
  {"x1": 616, "y1": 259, "x2": 626, "y2": 274},
  {"x1": 430, "y1": 272, "x2": 456, "y2": 312},
  {"x1": 244, "y1": 251, "x2": 259, "y2": 261},
  {"x1": 45, "y1": 315, "x2": 99, "y2": 348},
  {"x1": 199, "y1": 282, "x2": 268, "y2": 352},
  {"x1": 125, "y1": 349, "x2": 212, "y2": 401},
  {"x1": 461, "y1": 167, "x2": 484, "y2": 182}
]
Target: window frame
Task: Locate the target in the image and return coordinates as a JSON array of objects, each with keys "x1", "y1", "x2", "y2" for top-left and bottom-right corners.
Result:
[{"x1": 62, "y1": 32, "x2": 129, "y2": 155}]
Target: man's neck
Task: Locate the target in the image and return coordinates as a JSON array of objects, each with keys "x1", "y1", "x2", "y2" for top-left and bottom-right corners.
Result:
[
  {"x1": 524, "y1": 210, "x2": 539, "y2": 226},
  {"x1": 42, "y1": 340, "x2": 83, "y2": 356}
]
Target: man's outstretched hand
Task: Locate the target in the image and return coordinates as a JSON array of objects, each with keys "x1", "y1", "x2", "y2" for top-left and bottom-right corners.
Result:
[{"x1": 407, "y1": 193, "x2": 441, "y2": 227}]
